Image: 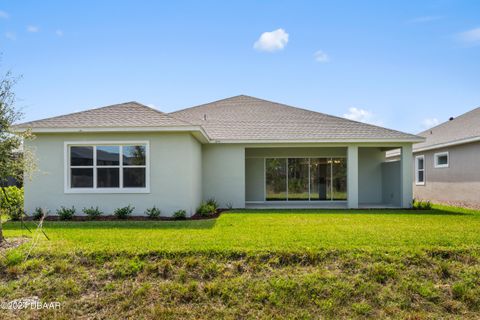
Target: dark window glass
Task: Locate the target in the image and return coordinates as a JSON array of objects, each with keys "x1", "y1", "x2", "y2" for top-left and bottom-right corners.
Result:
[
  {"x1": 97, "y1": 146, "x2": 120, "y2": 166},
  {"x1": 310, "y1": 158, "x2": 330, "y2": 201},
  {"x1": 123, "y1": 168, "x2": 146, "y2": 188},
  {"x1": 71, "y1": 168, "x2": 93, "y2": 188},
  {"x1": 123, "y1": 146, "x2": 146, "y2": 165},
  {"x1": 332, "y1": 158, "x2": 347, "y2": 200},
  {"x1": 287, "y1": 158, "x2": 309, "y2": 200},
  {"x1": 97, "y1": 168, "x2": 120, "y2": 188},
  {"x1": 418, "y1": 158, "x2": 424, "y2": 170},
  {"x1": 265, "y1": 158, "x2": 287, "y2": 201},
  {"x1": 70, "y1": 147, "x2": 93, "y2": 166},
  {"x1": 437, "y1": 155, "x2": 448, "y2": 165},
  {"x1": 418, "y1": 170, "x2": 424, "y2": 182}
]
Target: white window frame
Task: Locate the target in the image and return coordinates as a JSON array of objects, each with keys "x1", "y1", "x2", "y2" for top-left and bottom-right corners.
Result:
[
  {"x1": 64, "y1": 141, "x2": 150, "y2": 194},
  {"x1": 415, "y1": 155, "x2": 425, "y2": 186},
  {"x1": 434, "y1": 151, "x2": 449, "y2": 169}
]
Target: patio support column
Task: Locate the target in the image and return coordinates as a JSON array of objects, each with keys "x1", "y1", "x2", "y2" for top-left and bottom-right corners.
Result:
[
  {"x1": 401, "y1": 144, "x2": 413, "y2": 208},
  {"x1": 347, "y1": 145, "x2": 359, "y2": 209}
]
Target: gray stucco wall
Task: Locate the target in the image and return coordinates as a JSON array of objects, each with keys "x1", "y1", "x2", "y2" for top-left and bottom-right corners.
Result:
[
  {"x1": 202, "y1": 144, "x2": 246, "y2": 208},
  {"x1": 381, "y1": 161, "x2": 401, "y2": 206},
  {"x1": 245, "y1": 158, "x2": 264, "y2": 202},
  {"x1": 413, "y1": 141, "x2": 480, "y2": 206},
  {"x1": 24, "y1": 132, "x2": 202, "y2": 217},
  {"x1": 358, "y1": 147, "x2": 384, "y2": 204}
]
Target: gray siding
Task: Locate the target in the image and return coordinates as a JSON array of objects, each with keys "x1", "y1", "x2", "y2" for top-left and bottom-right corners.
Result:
[{"x1": 413, "y1": 141, "x2": 480, "y2": 206}]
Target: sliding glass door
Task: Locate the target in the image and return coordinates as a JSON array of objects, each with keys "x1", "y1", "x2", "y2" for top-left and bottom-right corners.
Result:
[
  {"x1": 265, "y1": 158, "x2": 287, "y2": 201},
  {"x1": 265, "y1": 157, "x2": 346, "y2": 201},
  {"x1": 310, "y1": 158, "x2": 330, "y2": 200},
  {"x1": 287, "y1": 158, "x2": 309, "y2": 200}
]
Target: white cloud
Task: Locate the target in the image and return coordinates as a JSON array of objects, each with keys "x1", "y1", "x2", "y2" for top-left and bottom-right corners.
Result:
[
  {"x1": 55, "y1": 29, "x2": 64, "y2": 37},
  {"x1": 408, "y1": 15, "x2": 443, "y2": 23},
  {"x1": 422, "y1": 117, "x2": 439, "y2": 129},
  {"x1": 253, "y1": 28, "x2": 289, "y2": 52},
  {"x1": 27, "y1": 25, "x2": 39, "y2": 33},
  {"x1": 5, "y1": 32, "x2": 16, "y2": 40},
  {"x1": 314, "y1": 50, "x2": 329, "y2": 63},
  {"x1": 343, "y1": 107, "x2": 383, "y2": 125},
  {"x1": 0, "y1": 10, "x2": 8, "y2": 19},
  {"x1": 457, "y1": 27, "x2": 480, "y2": 45}
]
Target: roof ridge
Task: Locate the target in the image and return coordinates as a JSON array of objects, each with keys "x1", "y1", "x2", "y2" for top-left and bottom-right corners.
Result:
[
  {"x1": 170, "y1": 95, "x2": 249, "y2": 115},
  {"x1": 16, "y1": 101, "x2": 195, "y2": 127},
  {"x1": 132, "y1": 102, "x2": 194, "y2": 126},
  {"x1": 16, "y1": 101, "x2": 140, "y2": 126},
  {"x1": 177, "y1": 94, "x2": 420, "y2": 139}
]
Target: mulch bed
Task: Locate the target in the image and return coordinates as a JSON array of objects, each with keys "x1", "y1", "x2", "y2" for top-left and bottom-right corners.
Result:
[{"x1": 23, "y1": 210, "x2": 224, "y2": 222}]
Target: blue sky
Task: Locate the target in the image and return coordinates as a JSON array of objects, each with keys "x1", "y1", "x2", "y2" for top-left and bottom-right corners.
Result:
[{"x1": 0, "y1": 0, "x2": 479, "y2": 133}]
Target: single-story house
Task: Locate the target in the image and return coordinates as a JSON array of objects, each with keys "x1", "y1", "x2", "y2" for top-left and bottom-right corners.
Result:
[
  {"x1": 411, "y1": 107, "x2": 480, "y2": 207},
  {"x1": 15, "y1": 95, "x2": 423, "y2": 216}
]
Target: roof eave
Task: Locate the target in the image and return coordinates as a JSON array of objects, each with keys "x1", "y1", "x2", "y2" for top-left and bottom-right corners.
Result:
[
  {"x1": 12, "y1": 125, "x2": 211, "y2": 143},
  {"x1": 413, "y1": 135, "x2": 480, "y2": 153},
  {"x1": 210, "y1": 137, "x2": 425, "y2": 144}
]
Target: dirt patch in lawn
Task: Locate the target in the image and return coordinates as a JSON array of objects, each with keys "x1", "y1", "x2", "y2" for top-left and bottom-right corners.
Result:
[{"x1": 0, "y1": 236, "x2": 30, "y2": 252}]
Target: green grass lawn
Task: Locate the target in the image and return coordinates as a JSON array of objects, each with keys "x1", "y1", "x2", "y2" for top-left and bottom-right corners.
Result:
[
  {"x1": 1, "y1": 205, "x2": 480, "y2": 319},
  {"x1": 4, "y1": 205, "x2": 480, "y2": 254}
]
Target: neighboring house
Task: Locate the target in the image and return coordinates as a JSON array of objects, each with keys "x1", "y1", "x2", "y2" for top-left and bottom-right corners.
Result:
[
  {"x1": 412, "y1": 107, "x2": 480, "y2": 207},
  {"x1": 14, "y1": 95, "x2": 422, "y2": 216}
]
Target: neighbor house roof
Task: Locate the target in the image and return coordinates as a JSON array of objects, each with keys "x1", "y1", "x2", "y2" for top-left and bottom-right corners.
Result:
[
  {"x1": 171, "y1": 95, "x2": 422, "y2": 142},
  {"x1": 15, "y1": 102, "x2": 192, "y2": 129},
  {"x1": 15, "y1": 95, "x2": 423, "y2": 143},
  {"x1": 414, "y1": 106, "x2": 480, "y2": 152}
]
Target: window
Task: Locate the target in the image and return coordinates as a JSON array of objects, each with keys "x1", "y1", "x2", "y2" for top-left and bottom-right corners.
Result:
[
  {"x1": 434, "y1": 152, "x2": 449, "y2": 168},
  {"x1": 66, "y1": 142, "x2": 149, "y2": 193},
  {"x1": 415, "y1": 155, "x2": 425, "y2": 185},
  {"x1": 265, "y1": 157, "x2": 347, "y2": 201}
]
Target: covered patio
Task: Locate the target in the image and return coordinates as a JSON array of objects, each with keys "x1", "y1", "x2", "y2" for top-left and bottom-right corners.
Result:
[{"x1": 245, "y1": 144, "x2": 412, "y2": 209}]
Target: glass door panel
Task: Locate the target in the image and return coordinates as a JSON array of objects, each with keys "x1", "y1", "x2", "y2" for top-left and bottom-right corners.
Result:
[
  {"x1": 265, "y1": 158, "x2": 287, "y2": 201},
  {"x1": 287, "y1": 158, "x2": 309, "y2": 200},
  {"x1": 310, "y1": 158, "x2": 330, "y2": 200},
  {"x1": 332, "y1": 158, "x2": 347, "y2": 200}
]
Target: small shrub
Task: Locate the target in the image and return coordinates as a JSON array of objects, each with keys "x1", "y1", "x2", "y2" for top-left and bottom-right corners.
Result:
[
  {"x1": 57, "y1": 206, "x2": 76, "y2": 220},
  {"x1": 196, "y1": 202, "x2": 216, "y2": 217},
  {"x1": 114, "y1": 205, "x2": 134, "y2": 219},
  {"x1": 0, "y1": 186, "x2": 24, "y2": 220},
  {"x1": 205, "y1": 198, "x2": 218, "y2": 210},
  {"x1": 82, "y1": 206, "x2": 103, "y2": 219},
  {"x1": 412, "y1": 199, "x2": 432, "y2": 210},
  {"x1": 145, "y1": 206, "x2": 161, "y2": 219},
  {"x1": 32, "y1": 207, "x2": 50, "y2": 220},
  {"x1": 173, "y1": 209, "x2": 186, "y2": 220}
]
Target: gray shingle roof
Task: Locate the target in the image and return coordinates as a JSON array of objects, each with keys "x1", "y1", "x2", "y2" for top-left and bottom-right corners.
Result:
[
  {"x1": 414, "y1": 106, "x2": 480, "y2": 151},
  {"x1": 171, "y1": 95, "x2": 422, "y2": 142},
  {"x1": 15, "y1": 95, "x2": 422, "y2": 143},
  {"x1": 15, "y1": 101, "x2": 192, "y2": 129}
]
